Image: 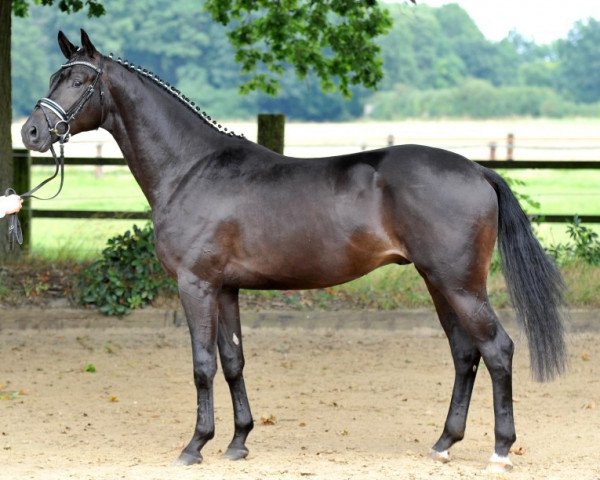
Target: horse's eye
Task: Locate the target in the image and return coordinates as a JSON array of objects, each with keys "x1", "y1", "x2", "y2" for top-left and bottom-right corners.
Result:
[{"x1": 73, "y1": 80, "x2": 83, "y2": 88}]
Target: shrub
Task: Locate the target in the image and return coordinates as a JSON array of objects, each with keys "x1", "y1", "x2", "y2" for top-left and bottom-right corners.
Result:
[
  {"x1": 77, "y1": 223, "x2": 176, "y2": 315},
  {"x1": 546, "y1": 216, "x2": 600, "y2": 266}
]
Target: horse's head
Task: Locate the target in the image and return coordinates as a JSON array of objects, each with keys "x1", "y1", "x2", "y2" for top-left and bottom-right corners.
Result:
[{"x1": 21, "y1": 30, "x2": 106, "y2": 152}]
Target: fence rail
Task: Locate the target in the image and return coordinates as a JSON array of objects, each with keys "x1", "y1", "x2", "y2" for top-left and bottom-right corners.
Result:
[
  {"x1": 30, "y1": 209, "x2": 150, "y2": 219},
  {"x1": 12, "y1": 149, "x2": 600, "y2": 252}
]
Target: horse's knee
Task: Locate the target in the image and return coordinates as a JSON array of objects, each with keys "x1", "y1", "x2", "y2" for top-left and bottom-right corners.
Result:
[
  {"x1": 452, "y1": 345, "x2": 480, "y2": 375},
  {"x1": 220, "y1": 342, "x2": 245, "y2": 382},
  {"x1": 192, "y1": 351, "x2": 217, "y2": 388},
  {"x1": 222, "y1": 356, "x2": 245, "y2": 383}
]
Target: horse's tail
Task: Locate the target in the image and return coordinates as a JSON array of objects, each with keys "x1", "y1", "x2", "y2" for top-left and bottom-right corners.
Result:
[{"x1": 481, "y1": 167, "x2": 567, "y2": 382}]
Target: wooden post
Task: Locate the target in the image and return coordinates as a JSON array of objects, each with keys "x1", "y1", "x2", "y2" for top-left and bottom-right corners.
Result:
[
  {"x1": 506, "y1": 133, "x2": 515, "y2": 161},
  {"x1": 95, "y1": 143, "x2": 104, "y2": 179},
  {"x1": 13, "y1": 149, "x2": 31, "y2": 253},
  {"x1": 488, "y1": 142, "x2": 497, "y2": 161},
  {"x1": 257, "y1": 113, "x2": 285, "y2": 154}
]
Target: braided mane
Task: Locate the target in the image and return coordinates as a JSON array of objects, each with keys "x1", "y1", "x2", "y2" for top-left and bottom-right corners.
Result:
[{"x1": 109, "y1": 53, "x2": 245, "y2": 139}]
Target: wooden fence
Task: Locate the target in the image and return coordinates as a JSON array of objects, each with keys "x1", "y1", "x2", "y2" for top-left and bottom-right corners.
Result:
[{"x1": 12, "y1": 149, "x2": 600, "y2": 252}]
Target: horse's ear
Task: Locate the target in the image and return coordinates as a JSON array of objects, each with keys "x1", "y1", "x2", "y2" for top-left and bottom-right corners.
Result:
[
  {"x1": 58, "y1": 31, "x2": 77, "y2": 59},
  {"x1": 80, "y1": 29, "x2": 98, "y2": 57}
]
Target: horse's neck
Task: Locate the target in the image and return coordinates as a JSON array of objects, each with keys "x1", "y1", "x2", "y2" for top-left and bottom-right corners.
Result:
[{"x1": 103, "y1": 63, "x2": 224, "y2": 207}]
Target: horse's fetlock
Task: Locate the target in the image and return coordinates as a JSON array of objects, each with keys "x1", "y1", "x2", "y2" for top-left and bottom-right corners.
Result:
[
  {"x1": 237, "y1": 417, "x2": 254, "y2": 434},
  {"x1": 196, "y1": 425, "x2": 215, "y2": 443},
  {"x1": 445, "y1": 422, "x2": 466, "y2": 443}
]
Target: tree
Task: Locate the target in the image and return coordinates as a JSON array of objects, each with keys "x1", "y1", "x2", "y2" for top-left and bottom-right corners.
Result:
[
  {"x1": 205, "y1": 0, "x2": 394, "y2": 97},
  {"x1": 557, "y1": 19, "x2": 600, "y2": 103},
  {"x1": 0, "y1": 1, "x2": 14, "y2": 259}
]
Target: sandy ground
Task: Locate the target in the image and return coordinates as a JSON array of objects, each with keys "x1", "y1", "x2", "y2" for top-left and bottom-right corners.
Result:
[{"x1": 0, "y1": 308, "x2": 598, "y2": 480}]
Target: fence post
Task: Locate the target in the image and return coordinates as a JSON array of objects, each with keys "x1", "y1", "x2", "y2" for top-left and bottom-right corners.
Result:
[
  {"x1": 13, "y1": 148, "x2": 31, "y2": 253},
  {"x1": 95, "y1": 143, "x2": 104, "y2": 179},
  {"x1": 488, "y1": 142, "x2": 497, "y2": 161},
  {"x1": 506, "y1": 133, "x2": 515, "y2": 161},
  {"x1": 257, "y1": 113, "x2": 285, "y2": 154}
]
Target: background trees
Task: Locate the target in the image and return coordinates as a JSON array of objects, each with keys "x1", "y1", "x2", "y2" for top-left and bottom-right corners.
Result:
[
  {"x1": 557, "y1": 18, "x2": 600, "y2": 104},
  {"x1": 10, "y1": 2, "x2": 600, "y2": 122}
]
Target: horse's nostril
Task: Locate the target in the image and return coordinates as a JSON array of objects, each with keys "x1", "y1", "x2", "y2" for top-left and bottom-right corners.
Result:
[{"x1": 29, "y1": 125, "x2": 38, "y2": 139}]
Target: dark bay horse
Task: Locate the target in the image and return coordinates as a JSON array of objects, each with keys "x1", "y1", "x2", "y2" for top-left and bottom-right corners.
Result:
[{"x1": 21, "y1": 30, "x2": 566, "y2": 472}]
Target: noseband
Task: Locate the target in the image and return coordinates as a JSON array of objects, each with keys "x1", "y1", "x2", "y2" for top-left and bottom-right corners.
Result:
[{"x1": 38, "y1": 57, "x2": 105, "y2": 143}]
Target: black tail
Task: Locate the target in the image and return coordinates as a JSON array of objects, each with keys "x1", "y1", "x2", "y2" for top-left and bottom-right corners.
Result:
[{"x1": 482, "y1": 167, "x2": 567, "y2": 382}]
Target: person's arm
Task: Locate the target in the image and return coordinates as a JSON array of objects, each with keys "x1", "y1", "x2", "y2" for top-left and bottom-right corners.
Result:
[{"x1": 0, "y1": 195, "x2": 23, "y2": 219}]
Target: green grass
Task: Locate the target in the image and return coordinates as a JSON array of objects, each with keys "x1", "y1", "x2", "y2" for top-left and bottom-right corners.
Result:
[
  {"x1": 24, "y1": 165, "x2": 600, "y2": 258},
  {"x1": 29, "y1": 166, "x2": 148, "y2": 258},
  {"x1": 31, "y1": 165, "x2": 148, "y2": 212},
  {"x1": 498, "y1": 168, "x2": 600, "y2": 215},
  {"x1": 499, "y1": 168, "x2": 600, "y2": 245}
]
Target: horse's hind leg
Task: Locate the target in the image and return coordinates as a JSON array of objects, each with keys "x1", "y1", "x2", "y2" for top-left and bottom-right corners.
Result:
[
  {"x1": 429, "y1": 277, "x2": 516, "y2": 471},
  {"x1": 421, "y1": 276, "x2": 481, "y2": 463},
  {"x1": 217, "y1": 288, "x2": 254, "y2": 460}
]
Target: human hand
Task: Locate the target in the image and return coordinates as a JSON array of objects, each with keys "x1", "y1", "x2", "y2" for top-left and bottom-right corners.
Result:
[{"x1": 3, "y1": 194, "x2": 23, "y2": 215}]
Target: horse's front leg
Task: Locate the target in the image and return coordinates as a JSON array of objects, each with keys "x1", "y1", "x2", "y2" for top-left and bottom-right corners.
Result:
[
  {"x1": 217, "y1": 288, "x2": 254, "y2": 460},
  {"x1": 174, "y1": 275, "x2": 219, "y2": 465}
]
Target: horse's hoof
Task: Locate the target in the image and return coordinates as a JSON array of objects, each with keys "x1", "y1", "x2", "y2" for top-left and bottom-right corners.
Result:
[
  {"x1": 486, "y1": 453, "x2": 513, "y2": 473},
  {"x1": 224, "y1": 446, "x2": 249, "y2": 461},
  {"x1": 173, "y1": 451, "x2": 203, "y2": 466},
  {"x1": 429, "y1": 449, "x2": 450, "y2": 464}
]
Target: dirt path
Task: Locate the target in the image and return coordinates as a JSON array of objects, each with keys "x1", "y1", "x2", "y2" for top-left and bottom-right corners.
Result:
[{"x1": 0, "y1": 308, "x2": 598, "y2": 479}]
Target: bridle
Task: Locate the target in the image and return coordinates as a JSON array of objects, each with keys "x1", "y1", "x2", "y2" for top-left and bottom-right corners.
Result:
[
  {"x1": 38, "y1": 57, "x2": 105, "y2": 145},
  {"x1": 5, "y1": 56, "x2": 105, "y2": 249}
]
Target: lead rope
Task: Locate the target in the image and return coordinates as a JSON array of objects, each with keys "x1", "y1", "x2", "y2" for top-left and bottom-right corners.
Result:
[
  {"x1": 5, "y1": 189, "x2": 23, "y2": 250},
  {"x1": 5, "y1": 139, "x2": 66, "y2": 250}
]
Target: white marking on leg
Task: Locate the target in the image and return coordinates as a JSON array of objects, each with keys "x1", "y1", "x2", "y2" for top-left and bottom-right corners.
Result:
[
  {"x1": 232, "y1": 333, "x2": 240, "y2": 346},
  {"x1": 486, "y1": 452, "x2": 513, "y2": 473},
  {"x1": 430, "y1": 449, "x2": 450, "y2": 463}
]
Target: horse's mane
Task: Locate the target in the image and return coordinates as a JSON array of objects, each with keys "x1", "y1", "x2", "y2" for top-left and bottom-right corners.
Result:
[{"x1": 108, "y1": 53, "x2": 245, "y2": 140}]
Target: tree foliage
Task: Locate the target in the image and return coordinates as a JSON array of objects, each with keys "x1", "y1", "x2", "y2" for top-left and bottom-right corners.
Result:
[
  {"x1": 557, "y1": 19, "x2": 600, "y2": 103},
  {"x1": 12, "y1": 0, "x2": 105, "y2": 18},
  {"x1": 204, "y1": 0, "x2": 393, "y2": 97}
]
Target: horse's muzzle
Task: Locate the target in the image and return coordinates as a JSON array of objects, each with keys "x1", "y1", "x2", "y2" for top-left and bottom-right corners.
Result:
[{"x1": 21, "y1": 113, "x2": 52, "y2": 152}]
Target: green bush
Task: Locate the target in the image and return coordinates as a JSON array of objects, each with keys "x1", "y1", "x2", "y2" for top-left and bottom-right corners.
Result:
[
  {"x1": 546, "y1": 216, "x2": 600, "y2": 266},
  {"x1": 77, "y1": 223, "x2": 176, "y2": 315}
]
